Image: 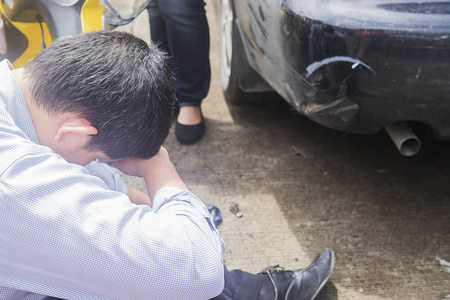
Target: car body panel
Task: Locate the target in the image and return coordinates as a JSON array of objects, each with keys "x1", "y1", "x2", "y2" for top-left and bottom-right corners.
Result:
[{"x1": 233, "y1": 0, "x2": 450, "y2": 138}]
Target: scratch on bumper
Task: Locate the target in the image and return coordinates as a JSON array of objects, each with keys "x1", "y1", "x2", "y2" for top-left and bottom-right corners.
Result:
[{"x1": 306, "y1": 56, "x2": 376, "y2": 78}]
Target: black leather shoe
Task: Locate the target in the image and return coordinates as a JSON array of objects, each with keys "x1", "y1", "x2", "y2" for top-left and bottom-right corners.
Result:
[
  {"x1": 175, "y1": 118, "x2": 205, "y2": 144},
  {"x1": 262, "y1": 248, "x2": 335, "y2": 300}
]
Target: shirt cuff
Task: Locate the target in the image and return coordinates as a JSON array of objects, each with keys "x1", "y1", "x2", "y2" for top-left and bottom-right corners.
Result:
[{"x1": 152, "y1": 187, "x2": 226, "y2": 256}]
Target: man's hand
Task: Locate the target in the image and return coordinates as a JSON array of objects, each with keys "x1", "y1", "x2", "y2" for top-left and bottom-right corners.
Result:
[
  {"x1": 112, "y1": 146, "x2": 170, "y2": 177},
  {"x1": 112, "y1": 147, "x2": 187, "y2": 203}
]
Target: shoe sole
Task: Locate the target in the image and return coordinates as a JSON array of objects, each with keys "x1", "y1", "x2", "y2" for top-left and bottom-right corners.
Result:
[{"x1": 310, "y1": 249, "x2": 335, "y2": 300}]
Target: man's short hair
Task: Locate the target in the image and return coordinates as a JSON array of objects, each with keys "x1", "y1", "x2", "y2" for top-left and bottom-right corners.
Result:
[{"x1": 24, "y1": 30, "x2": 175, "y2": 159}]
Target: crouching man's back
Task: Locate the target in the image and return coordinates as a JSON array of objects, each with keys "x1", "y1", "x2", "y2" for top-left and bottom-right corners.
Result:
[{"x1": 0, "y1": 31, "x2": 225, "y2": 300}]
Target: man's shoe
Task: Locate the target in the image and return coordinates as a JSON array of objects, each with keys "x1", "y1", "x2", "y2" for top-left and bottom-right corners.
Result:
[{"x1": 262, "y1": 248, "x2": 335, "y2": 300}]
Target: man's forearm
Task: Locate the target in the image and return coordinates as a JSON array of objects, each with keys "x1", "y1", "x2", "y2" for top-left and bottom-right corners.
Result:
[
  {"x1": 126, "y1": 184, "x2": 152, "y2": 206},
  {"x1": 141, "y1": 156, "x2": 187, "y2": 203},
  {"x1": 113, "y1": 147, "x2": 188, "y2": 205}
]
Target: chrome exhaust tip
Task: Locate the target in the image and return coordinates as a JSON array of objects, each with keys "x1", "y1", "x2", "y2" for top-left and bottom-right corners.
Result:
[{"x1": 385, "y1": 122, "x2": 421, "y2": 156}]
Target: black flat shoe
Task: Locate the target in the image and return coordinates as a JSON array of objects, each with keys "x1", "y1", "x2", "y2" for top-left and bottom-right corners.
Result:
[
  {"x1": 175, "y1": 118, "x2": 206, "y2": 144},
  {"x1": 262, "y1": 248, "x2": 335, "y2": 300}
]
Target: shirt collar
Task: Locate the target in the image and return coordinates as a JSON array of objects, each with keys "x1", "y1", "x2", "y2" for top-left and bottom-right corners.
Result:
[{"x1": 0, "y1": 59, "x2": 40, "y2": 144}]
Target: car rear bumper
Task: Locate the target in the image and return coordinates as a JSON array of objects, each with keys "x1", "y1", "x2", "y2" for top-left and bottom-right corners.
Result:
[
  {"x1": 253, "y1": 1, "x2": 450, "y2": 137},
  {"x1": 300, "y1": 26, "x2": 450, "y2": 138}
]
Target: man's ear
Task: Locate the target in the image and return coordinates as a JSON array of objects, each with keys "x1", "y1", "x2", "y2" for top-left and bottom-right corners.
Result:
[{"x1": 54, "y1": 117, "x2": 98, "y2": 142}]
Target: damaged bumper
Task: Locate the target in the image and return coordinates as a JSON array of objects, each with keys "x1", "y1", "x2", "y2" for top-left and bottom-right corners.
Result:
[{"x1": 241, "y1": 0, "x2": 450, "y2": 137}]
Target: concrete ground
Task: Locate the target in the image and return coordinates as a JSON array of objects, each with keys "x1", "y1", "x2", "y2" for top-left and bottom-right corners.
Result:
[{"x1": 112, "y1": 0, "x2": 450, "y2": 299}]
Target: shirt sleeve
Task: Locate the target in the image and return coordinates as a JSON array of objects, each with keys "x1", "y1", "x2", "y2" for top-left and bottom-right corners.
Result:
[{"x1": 0, "y1": 152, "x2": 225, "y2": 300}]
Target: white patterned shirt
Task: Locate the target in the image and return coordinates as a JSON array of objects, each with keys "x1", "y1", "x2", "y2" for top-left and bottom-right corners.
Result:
[{"x1": 0, "y1": 60, "x2": 225, "y2": 300}]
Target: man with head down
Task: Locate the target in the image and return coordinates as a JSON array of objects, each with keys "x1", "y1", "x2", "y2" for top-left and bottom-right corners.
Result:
[{"x1": 0, "y1": 31, "x2": 334, "y2": 300}]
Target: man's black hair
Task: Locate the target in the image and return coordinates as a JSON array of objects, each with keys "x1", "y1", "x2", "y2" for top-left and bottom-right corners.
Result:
[{"x1": 24, "y1": 30, "x2": 175, "y2": 159}]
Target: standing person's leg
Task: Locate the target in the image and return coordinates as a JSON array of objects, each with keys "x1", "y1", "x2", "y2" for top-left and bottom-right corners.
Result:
[
  {"x1": 155, "y1": 0, "x2": 210, "y2": 108},
  {"x1": 148, "y1": 2, "x2": 169, "y2": 54},
  {"x1": 148, "y1": 0, "x2": 210, "y2": 144}
]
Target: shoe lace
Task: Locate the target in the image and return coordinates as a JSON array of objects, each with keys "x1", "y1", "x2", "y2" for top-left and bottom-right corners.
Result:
[
  {"x1": 262, "y1": 265, "x2": 285, "y2": 300},
  {"x1": 262, "y1": 265, "x2": 284, "y2": 273}
]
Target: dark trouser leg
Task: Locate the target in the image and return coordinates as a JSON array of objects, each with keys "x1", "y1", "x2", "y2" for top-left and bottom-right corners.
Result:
[
  {"x1": 211, "y1": 267, "x2": 275, "y2": 300},
  {"x1": 44, "y1": 268, "x2": 275, "y2": 300},
  {"x1": 148, "y1": 1, "x2": 169, "y2": 53},
  {"x1": 148, "y1": 0, "x2": 211, "y2": 107}
]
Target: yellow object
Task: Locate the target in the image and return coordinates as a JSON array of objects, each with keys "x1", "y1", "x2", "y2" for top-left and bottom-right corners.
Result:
[
  {"x1": 0, "y1": 0, "x2": 104, "y2": 68},
  {"x1": 0, "y1": 6, "x2": 52, "y2": 68},
  {"x1": 81, "y1": 0, "x2": 104, "y2": 32}
]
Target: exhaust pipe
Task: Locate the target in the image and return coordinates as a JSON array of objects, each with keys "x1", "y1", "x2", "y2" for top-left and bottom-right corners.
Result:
[{"x1": 385, "y1": 122, "x2": 421, "y2": 156}]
